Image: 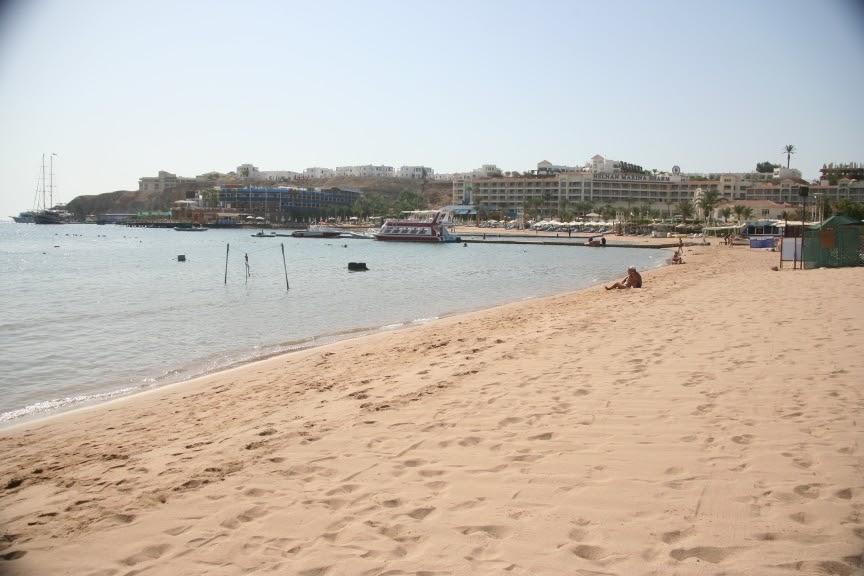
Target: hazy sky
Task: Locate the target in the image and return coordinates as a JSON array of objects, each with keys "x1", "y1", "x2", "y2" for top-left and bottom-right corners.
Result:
[{"x1": 1, "y1": 0, "x2": 862, "y2": 216}]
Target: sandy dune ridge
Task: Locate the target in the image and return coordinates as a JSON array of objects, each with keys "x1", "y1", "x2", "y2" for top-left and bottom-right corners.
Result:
[{"x1": 1, "y1": 246, "x2": 862, "y2": 576}]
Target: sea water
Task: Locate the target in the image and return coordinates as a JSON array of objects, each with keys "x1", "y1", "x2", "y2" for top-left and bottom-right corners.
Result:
[{"x1": 0, "y1": 223, "x2": 668, "y2": 424}]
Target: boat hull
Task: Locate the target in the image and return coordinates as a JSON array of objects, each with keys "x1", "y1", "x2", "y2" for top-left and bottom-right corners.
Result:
[
  {"x1": 373, "y1": 234, "x2": 447, "y2": 242},
  {"x1": 33, "y1": 210, "x2": 70, "y2": 224}
]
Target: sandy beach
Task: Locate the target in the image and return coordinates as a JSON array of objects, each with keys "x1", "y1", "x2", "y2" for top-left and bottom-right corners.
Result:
[{"x1": 1, "y1": 245, "x2": 862, "y2": 576}]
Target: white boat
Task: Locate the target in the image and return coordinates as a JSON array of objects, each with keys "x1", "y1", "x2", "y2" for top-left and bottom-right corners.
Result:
[
  {"x1": 174, "y1": 224, "x2": 209, "y2": 232},
  {"x1": 374, "y1": 210, "x2": 459, "y2": 243},
  {"x1": 291, "y1": 225, "x2": 342, "y2": 238},
  {"x1": 12, "y1": 210, "x2": 36, "y2": 223}
]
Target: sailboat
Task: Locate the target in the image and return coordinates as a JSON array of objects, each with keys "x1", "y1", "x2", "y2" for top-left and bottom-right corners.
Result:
[{"x1": 32, "y1": 153, "x2": 71, "y2": 225}]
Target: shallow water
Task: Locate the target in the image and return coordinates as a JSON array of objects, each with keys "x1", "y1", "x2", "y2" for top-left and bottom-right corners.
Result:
[{"x1": 0, "y1": 223, "x2": 668, "y2": 423}]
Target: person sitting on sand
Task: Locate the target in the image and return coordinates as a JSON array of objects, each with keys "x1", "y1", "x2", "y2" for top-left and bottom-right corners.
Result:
[
  {"x1": 672, "y1": 250, "x2": 684, "y2": 264},
  {"x1": 605, "y1": 266, "x2": 642, "y2": 290}
]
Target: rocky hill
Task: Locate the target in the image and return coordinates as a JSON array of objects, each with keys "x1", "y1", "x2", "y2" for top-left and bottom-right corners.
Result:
[{"x1": 65, "y1": 177, "x2": 454, "y2": 218}]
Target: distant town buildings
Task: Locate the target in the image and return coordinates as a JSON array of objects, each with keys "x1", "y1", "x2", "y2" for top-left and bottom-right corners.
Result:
[
  {"x1": 236, "y1": 164, "x2": 299, "y2": 182},
  {"x1": 303, "y1": 167, "x2": 335, "y2": 179},
  {"x1": 398, "y1": 166, "x2": 434, "y2": 179},
  {"x1": 820, "y1": 162, "x2": 864, "y2": 183},
  {"x1": 334, "y1": 165, "x2": 394, "y2": 178},
  {"x1": 138, "y1": 170, "x2": 202, "y2": 196},
  {"x1": 136, "y1": 154, "x2": 864, "y2": 222}
]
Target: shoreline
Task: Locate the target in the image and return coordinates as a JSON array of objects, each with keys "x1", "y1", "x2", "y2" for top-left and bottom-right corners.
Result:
[
  {"x1": 1, "y1": 255, "x2": 673, "y2": 432},
  {"x1": 2, "y1": 244, "x2": 861, "y2": 575},
  {"x1": 1, "y1": 250, "x2": 673, "y2": 430}
]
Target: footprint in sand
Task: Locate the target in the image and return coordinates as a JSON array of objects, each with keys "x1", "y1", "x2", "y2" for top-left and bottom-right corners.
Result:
[
  {"x1": 571, "y1": 544, "x2": 609, "y2": 561},
  {"x1": 670, "y1": 546, "x2": 735, "y2": 564},
  {"x1": 661, "y1": 528, "x2": 693, "y2": 544},
  {"x1": 793, "y1": 484, "x2": 821, "y2": 499},
  {"x1": 458, "y1": 437, "x2": 482, "y2": 447},
  {"x1": 221, "y1": 506, "x2": 268, "y2": 529},
  {"x1": 120, "y1": 543, "x2": 171, "y2": 566},
  {"x1": 407, "y1": 507, "x2": 435, "y2": 520},
  {"x1": 732, "y1": 434, "x2": 754, "y2": 445},
  {"x1": 458, "y1": 525, "x2": 511, "y2": 539}
]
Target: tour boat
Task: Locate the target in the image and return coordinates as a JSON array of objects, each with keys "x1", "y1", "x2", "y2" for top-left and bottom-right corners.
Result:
[{"x1": 374, "y1": 210, "x2": 459, "y2": 243}]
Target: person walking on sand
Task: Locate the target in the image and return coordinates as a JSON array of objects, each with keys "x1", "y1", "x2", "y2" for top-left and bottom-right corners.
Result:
[{"x1": 606, "y1": 266, "x2": 642, "y2": 290}]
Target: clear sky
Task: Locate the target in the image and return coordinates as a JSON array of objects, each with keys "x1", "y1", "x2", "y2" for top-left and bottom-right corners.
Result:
[{"x1": 1, "y1": 0, "x2": 862, "y2": 216}]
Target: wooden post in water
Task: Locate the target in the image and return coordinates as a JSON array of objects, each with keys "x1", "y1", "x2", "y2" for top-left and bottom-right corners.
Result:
[
  {"x1": 281, "y1": 243, "x2": 289, "y2": 291},
  {"x1": 245, "y1": 253, "x2": 250, "y2": 284},
  {"x1": 224, "y1": 243, "x2": 230, "y2": 284}
]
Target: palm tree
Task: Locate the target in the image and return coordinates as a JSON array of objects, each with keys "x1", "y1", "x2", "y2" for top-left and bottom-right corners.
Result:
[
  {"x1": 732, "y1": 205, "x2": 745, "y2": 222},
  {"x1": 698, "y1": 190, "x2": 721, "y2": 223},
  {"x1": 677, "y1": 200, "x2": 695, "y2": 221},
  {"x1": 720, "y1": 207, "x2": 732, "y2": 222},
  {"x1": 741, "y1": 207, "x2": 754, "y2": 221},
  {"x1": 784, "y1": 144, "x2": 796, "y2": 169}
]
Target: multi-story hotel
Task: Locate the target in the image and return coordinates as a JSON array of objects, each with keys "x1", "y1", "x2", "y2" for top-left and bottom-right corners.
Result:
[
  {"x1": 452, "y1": 155, "x2": 864, "y2": 217},
  {"x1": 452, "y1": 156, "x2": 720, "y2": 216},
  {"x1": 215, "y1": 185, "x2": 360, "y2": 218}
]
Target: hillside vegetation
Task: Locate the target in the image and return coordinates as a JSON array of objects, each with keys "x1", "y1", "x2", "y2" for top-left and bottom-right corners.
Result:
[{"x1": 64, "y1": 177, "x2": 454, "y2": 218}]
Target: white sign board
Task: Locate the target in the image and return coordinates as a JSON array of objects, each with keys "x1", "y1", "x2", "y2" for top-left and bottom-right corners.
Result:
[{"x1": 781, "y1": 238, "x2": 802, "y2": 262}]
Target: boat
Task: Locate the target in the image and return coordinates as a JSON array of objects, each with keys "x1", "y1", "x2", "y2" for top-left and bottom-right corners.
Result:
[
  {"x1": 374, "y1": 210, "x2": 460, "y2": 243},
  {"x1": 174, "y1": 224, "x2": 209, "y2": 232},
  {"x1": 291, "y1": 225, "x2": 342, "y2": 238},
  {"x1": 251, "y1": 230, "x2": 277, "y2": 238},
  {"x1": 33, "y1": 207, "x2": 73, "y2": 225},
  {"x1": 29, "y1": 153, "x2": 72, "y2": 225},
  {"x1": 11, "y1": 210, "x2": 36, "y2": 223}
]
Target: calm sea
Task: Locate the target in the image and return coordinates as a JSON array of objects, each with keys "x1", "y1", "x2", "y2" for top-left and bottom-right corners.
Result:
[{"x1": 0, "y1": 223, "x2": 668, "y2": 424}]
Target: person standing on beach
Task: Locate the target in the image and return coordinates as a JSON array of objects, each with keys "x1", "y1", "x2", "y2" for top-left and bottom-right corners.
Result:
[{"x1": 606, "y1": 266, "x2": 642, "y2": 290}]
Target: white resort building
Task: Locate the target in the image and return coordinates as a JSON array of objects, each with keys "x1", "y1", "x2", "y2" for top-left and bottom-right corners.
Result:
[
  {"x1": 334, "y1": 165, "x2": 395, "y2": 178},
  {"x1": 398, "y1": 166, "x2": 435, "y2": 179},
  {"x1": 303, "y1": 167, "x2": 335, "y2": 179}
]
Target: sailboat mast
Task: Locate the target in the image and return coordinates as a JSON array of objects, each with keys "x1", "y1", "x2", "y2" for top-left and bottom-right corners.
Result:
[
  {"x1": 49, "y1": 153, "x2": 54, "y2": 209},
  {"x1": 41, "y1": 153, "x2": 46, "y2": 210}
]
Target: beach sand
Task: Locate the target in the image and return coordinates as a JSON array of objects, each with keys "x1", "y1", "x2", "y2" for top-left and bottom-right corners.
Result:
[{"x1": 1, "y1": 245, "x2": 862, "y2": 576}]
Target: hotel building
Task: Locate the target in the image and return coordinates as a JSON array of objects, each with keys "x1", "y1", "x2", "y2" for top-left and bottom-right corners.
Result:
[
  {"x1": 452, "y1": 155, "x2": 864, "y2": 217},
  {"x1": 452, "y1": 157, "x2": 721, "y2": 216},
  {"x1": 216, "y1": 185, "x2": 360, "y2": 218}
]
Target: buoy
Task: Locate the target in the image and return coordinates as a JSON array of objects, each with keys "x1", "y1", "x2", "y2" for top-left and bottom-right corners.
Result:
[
  {"x1": 348, "y1": 262, "x2": 368, "y2": 271},
  {"x1": 177, "y1": 255, "x2": 186, "y2": 262}
]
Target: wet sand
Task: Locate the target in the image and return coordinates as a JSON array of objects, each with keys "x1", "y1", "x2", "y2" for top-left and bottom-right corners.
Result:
[{"x1": 1, "y1": 245, "x2": 862, "y2": 576}]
